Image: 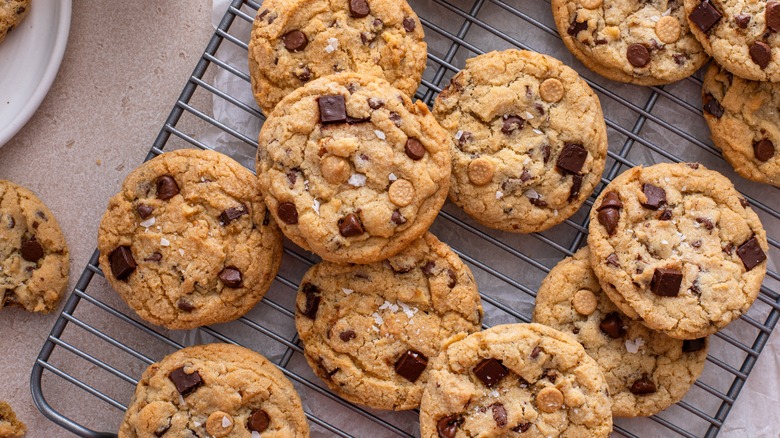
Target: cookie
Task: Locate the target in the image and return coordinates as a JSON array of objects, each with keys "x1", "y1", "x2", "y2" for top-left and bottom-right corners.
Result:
[
  {"x1": 552, "y1": 0, "x2": 709, "y2": 85},
  {"x1": 702, "y1": 62, "x2": 780, "y2": 186},
  {"x1": 685, "y1": 0, "x2": 780, "y2": 81},
  {"x1": 419, "y1": 323, "x2": 613, "y2": 437},
  {"x1": 1, "y1": 180, "x2": 69, "y2": 313},
  {"x1": 0, "y1": 0, "x2": 30, "y2": 44},
  {"x1": 248, "y1": 0, "x2": 427, "y2": 115},
  {"x1": 433, "y1": 49, "x2": 608, "y2": 233},
  {"x1": 98, "y1": 149, "x2": 283, "y2": 330},
  {"x1": 533, "y1": 247, "x2": 709, "y2": 417},
  {"x1": 0, "y1": 402, "x2": 26, "y2": 438},
  {"x1": 118, "y1": 343, "x2": 309, "y2": 437},
  {"x1": 295, "y1": 232, "x2": 483, "y2": 410},
  {"x1": 587, "y1": 162, "x2": 768, "y2": 339},
  {"x1": 257, "y1": 72, "x2": 451, "y2": 264}
]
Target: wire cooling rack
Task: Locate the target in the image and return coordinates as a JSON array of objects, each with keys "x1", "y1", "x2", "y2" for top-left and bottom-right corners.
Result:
[{"x1": 31, "y1": 0, "x2": 780, "y2": 437}]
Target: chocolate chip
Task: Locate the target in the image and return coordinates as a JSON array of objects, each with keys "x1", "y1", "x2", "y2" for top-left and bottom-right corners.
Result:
[
  {"x1": 556, "y1": 143, "x2": 588, "y2": 174},
  {"x1": 154, "y1": 422, "x2": 171, "y2": 437},
  {"x1": 136, "y1": 204, "x2": 154, "y2": 219},
  {"x1": 422, "y1": 261, "x2": 436, "y2": 276},
  {"x1": 630, "y1": 376, "x2": 657, "y2": 395},
  {"x1": 394, "y1": 350, "x2": 428, "y2": 382},
  {"x1": 735, "y1": 13, "x2": 751, "y2": 29},
  {"x1": 295, "y1": 65, "x2": 311, "y2": 82},
  {"x1": 598, "y1": 191, "x2": 623, "y2": 210},
  {"x1": 277, "y1": 202, "x2": 298, "y2": 224},
  {"x1": 491, "y1": 403, "x2": 507, "y2": 428},
  {"x1": 405, "y1": 138, "x2": 426, "y2": 160},
  {"x1": 109, "y1": 246, "x2": 136, "y2": 280},
  {"x1": 177, "y1": 298, "x2": 195, "y2": 312},
  {"x1": 144, "y1": 252, "x2": 163, "y2": 262},
  {"x1": 753, "y1": 138, "x2": 775, "y2": 162},
  {"x1": 683, "y1": 338, "x2": 707, "y2": 352},
  {"x1": 740, "y1": 197, "x2": 750, "y2": 208},
  {"x1": 690, "y1": 280, "x2": 701, "y2": 295},
  {"x1": 286, "y1": 170, "x2": 299, "y2": 186},
  {"x1": 749, "y1": 41, "x2": 771, "y2": 69},
  {"x1": 373, "y1": 18, "x2": 383, "y2": 28},
  {"x1": 447, "y1": 269, "x2": 457, "y2": 288},
  {"x1": 156, "y1": 175, "x2": 179, "y2": 200},
  {"x1": 391, "y1": 210, "x2": 407, "y2": 225},
  {"x1": 501, "y1": 114, "x2": 524, "y2": 134},
  {"x1": 691, "y1": 240, "x2": 702, "y2": 248},
  {"x1": 703, "y1": 93, "x2": 724, "y2": 118},
  {"x1": 21, "y1": 238, "x2": 44, "y2": 262},
  {"x1": 530, "y1": 346, "x2": 542, "y2": 359},
  {"x1": 606, "y1": 253, "x2": 620, "y2": 267},
  {"x1": 651, "y1": 268, "x2": 683, "y2": 297},
  {"x1": 641, "y1": 183, "x2": 666, "y2": 209},
  {"x1": 349, "y1": 0, "x2": 370, "y2": 17},
  {"x1": 338, "y1": 213, "x2": 364, "y2": 237},
  {"x1": 218, "y1": 267, "x2": 243, "y2": 288},
  {"x1": 300, "y1": 283, "x2": 321, "y2": 319},
  {"x1": 437, "y1": 415, "x2": 462, "y2": 438},
  {"x1": 367, "y1": 97, "x2": 384, "y2": 109},
  {"x1": 567, "y1": 17, "x2": 588, "y2": 36},
  {"x1": 659, "y1": 209, "x2": 673, "y2": 220},
  {"x1": 220, "y1": 203, "x2": 248, "y2": 224},
  {"x1": 473, "y1": 358, "x2": 509, "y2": 387},
  {"x1": 318, "y1": 95, "x2": 347, "y2": 124},
  {"x1": 513, "y1": 423, "x2": 531, "y2": 433},
  {"x1": 458, "y1": 131, "x2": 472, "y2": 147},
  {"x1": 627, "y1": 43, "x2": 651, "y2": 67},
  {"x1": 696, "y1": 217, "x2": 714, "y2": 230},
  {"x1": 737, "y1": 236, "x2": 766, "y2": 270},
  {"x1": 723, "y1": 242, "x2": 735, "y2": 255},
  {"x1": 541, "y1": 369, "x2": 558, "y2": 383},
  {"x1": 689, "y1": 0, "x2": 722, "y2": 32},
  {"x1": 168, "y1": 367, "x2": 203, "y2": 395},
  {"x1": 248, "y1": 409, "x2": 270, "y2": 433},
  {"x1": 282, "y1": 30, "x2": 308, "y2": 51},
  {"x1": 529, "y1": 198, "x2": 548, "y2": 207},
  {"x1": 569, "y1": 174, "x2": 583, "y2": 201},
  {"x1": 597, "y1": 208, "x2": 620, "y2": 236},
  {"x1": 600, "y1": 312, "x2": 626, "y2": 338},
  {"x1": 389, "y1": 112, "x2": 402, "y2": 127},
  {"x1": 767, "y1": 2, "x2": 780, "y2": 32},
  {"x1": 402, "y1": 17, "x2": 416, "y2": 32},
  {"x1": 542, "y1": 144, "x2": 551, "y2": 163},
  {"x1": 673, "y1": 53, "x2": 688, "y2": 65},
  {"x1": 339, "y1": 330, "x2": 356, "y2": 342}
]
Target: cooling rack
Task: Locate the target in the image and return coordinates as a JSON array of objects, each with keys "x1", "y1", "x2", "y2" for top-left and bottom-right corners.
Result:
[{"x1": 31, "y1": 0, "x2": 780, "y2": 436}]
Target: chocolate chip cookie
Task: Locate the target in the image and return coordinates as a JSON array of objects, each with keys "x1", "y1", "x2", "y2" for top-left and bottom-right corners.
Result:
[
  {"x1": 257, "y1": 72, "x2": 451, "y2": 264},
  {"x1": 1, "y1": 180, "x2": 69, "y2": 313},
  {"x1": 419, "y1": 323, "x2": 613, "y2": 437},
  {"x1": 295, "y1": 232, "x2": 483, "y2": 410},
  {"x1": 0, "y1": 401, "x2": 26, "y2": 438},
  {"x1": 553, "y1": 0, "x2": 708, "y2": 85},
  {"x1": 433, "y1": 49, "x2": 608, "y2": 233},
  {"x1": 0, "y1": 0, "x2": 30, "y2": 44},
  {"x1": 685, "y1": 0, "x2": 780, "y2": 81},
  {"x1": 533, "y1": 247, "x2": 709, "y2": 417},
  {"x1": 118, "y1": 343, "x2": 309, "y2": 437},
  {"x1": 702, "y1": 62, "x2": 780, "y2": 186},
  {"x1": 98, "y1": 149, "x2": 283, "y2": 330},
  {"x1": 588, "y1": 163, "x2": 768, "y2": 339},
  {"x1": 248, "y1": 0, "x2": 427, "y2": 115}
]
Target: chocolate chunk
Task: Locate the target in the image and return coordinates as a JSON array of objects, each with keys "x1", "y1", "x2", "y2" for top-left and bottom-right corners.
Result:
[
  {"x1": 556, "y1": 143, "x2": 588, "y2": 174},
  {"x1": 277, "y1": 202, "x2": 299, "y2": 224},
  {"x1": 391, "y1": 210, "x2": 407, "y2": 225},
  {"x1": 627, "y1": 43, "x2": 651, "y2": 67},
  {"x1": 651, "y1": 268, "x2": 683, "y2": 297},
  {"x1": 513, "y1": 423, "x2": 531, "y2": 433},
  {"x1": 530, "y1": 346, "x2": 542, "y2": 359},
  {"x1": 740, "y1": 197, "x2": 750, "y2": 208},
  {"x1": 696, "y1": 217, "x2": 714, "y2": 230},
  {"x1": 630, "y1": 376, "x2": 657, "y2": 395},
  {"x1": 767, "y1": 2, "x2": 780, "y2": 32},
  {"x1": 520, "y1": 170, "x2": 532, "y2": 183},
  {"x1": 338, "y1": 213, "x2": 364, "y2": 237},
  {"x1": 144, "y1": 252, "x2": 163, "y2": 262},
  {"x1": 598, "y1": 191, "x2": 623, "y2": 210},
  {"x1": 300, "y1": 283, "x2": 321, "y2": 319},
  {"x1": 394, "y1": 350, "x2": 428, "y2": 382},
  {"x1": 542, "y1": 144, "x2": 551, "y2": 163},
  {"x1": 689, "y1": 0, "x2": 722, "y2": 32},
  {"x1": 168, "y1": 367, "x2": 203, "y2": 396},
  {"x1": 541, "y1": 369, "x2": 558, "y2": 383},
  {"x1": 749, "y1": 41, "x2": 771, "y2": 69},
  {"x1": 339, "y1": 330, "x2": 356, "y2": 342},
  {"x1": 491, "y1": 403, "x2": 507, "y2": 428},
  {"x1": 318, "y1": 95, "x2": 347, "y2": 123},
  {"x1": 21, "y1": 238, "x2": 44, "y2": 262},
  {"x1": 737, "y1": 236, "x2": 766, "y2": 270},
  {"x1": 282, "y1": 30, "x2": 308, "y2": 51},
  {"x1": 156, "y1": 175, "x2": 179, "y2": 200},
  {"x1": 437, "y1": 415, "x2": 461, "y2": 438},
  {"x1": 606, "y1": 253, "x2": 620, "y2": 267},
  {"x1": 109, "y1": 246, "x2": 136, "y2": 280},
  {"x1": 683, "y1": 338, "x2": 707, "y2": 352},
  {"x1": 691, "y1": 240, "x2": 702, "y2": 248},
  {"x1": 567, "y1": 18, "x2": 588, "y2": 36},
  {"x1": 373, "y1": 18, "x2": 383, "y2": 28},
  {"x1": 405, "y1": 138, "x2": 426, "y2": 160},
  {"x1": 421, "y1": 261, "x2": 436, "y2": 276},
  {"x1": 673, "y1": 53, "x2": 688, "y2": 65},
  {"x1": 220, "y1": 203, "x2": 248, "y2": 224},
  {"x1": 447, "y1": 269, "x2": 457, "y2": 288},
  {"x1": 597, "y1": 208, "x2": 620, "y2": 235},
  {"x1": 703, "y1": 93, "x2": 724, "y2": 118},
  {"x1": 6, "y1": 215, "x2": 15, "y2": 229},
  {"x1": 641, "y1": 183, "x2": 666, "y2": 209},
  {"x1": 154, "y1": 422, "x2": 171, "y2": 437},
  {"x1": 569, "y1": 174, "x2": 583, "y2": 201},
  {"x1": 723, "y1": 242, "x2": 735, "y2": 255},
  {"x1": 528, "y1": 198, "x2": 547, "y2": 207},
  {"x1": 177, "y1": 298, "x2": 195, "y2": 312},
  {"x1": 136, "y1": 204, "x2": 153, "y2": 219},
  {"x1": 600, "y1": 312, "x2": 626, "y2": 338},
  {"x1": 753, "y1": 138, "x2": 775, "y2": 162},
  {"x1": 367, "y1": 97, "x2": 384, "y2": 109},
  {"x1": 286, "y1": 170, "x2": 299, "y2": 186},
  {"x1": 295, "y1": 65, "x2": 311, "y2": 82},
  {"x1": 458, "y1": 131, "x2": 473, "y2": 147},
  {"x1": 218, "y1": 267, "x2": 243, "y2": 288},
  {"x1": 659, "y1": 209, "x2": 673, "y2": 220},
  {"x1": 349, "y1": 0, "x2": 370, "y2": 17},
  {"x1": 735, "y1": 13, "x2": 751, "y2": 29},
  {"x1": 501, "y1": 114, "x2": 524, "y2": 134},
  {"x1": 248, "y1": 409, "x2": 270, "y2": 433},
  {"x1": 473, "y1": 358, "x2": 509, "y2": 387},
  {"x1": 403, "y1": 17, "x2": 416, "y2": 32}
]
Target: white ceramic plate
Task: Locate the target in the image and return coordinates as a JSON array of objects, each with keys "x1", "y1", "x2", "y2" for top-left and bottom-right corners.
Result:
[{"x1": 0, "y1": 0, "x2": 71, "y2": 148}]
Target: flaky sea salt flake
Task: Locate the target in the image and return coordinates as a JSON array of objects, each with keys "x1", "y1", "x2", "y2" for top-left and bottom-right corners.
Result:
[{"x1": 325, "y1": 37, "x2": 339, "y2": 53}]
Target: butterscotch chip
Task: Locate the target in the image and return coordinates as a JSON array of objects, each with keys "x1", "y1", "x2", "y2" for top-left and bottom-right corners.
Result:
[
  {"x1": 579, "y1": 0, "x2": 603, "y2": 10},
  {"x1": 540, "y1": 78, "x2": 565, "y2": 102},
  {"x1": 388, "y1": 179, "x2": 415, "y2": 207},
  {"x1": 655, "y1": 16, "x2": 681, "y2": 44},
  {"x1": 468, "y1": 158, "x2": 494, "y2": 186},
  {"x1": 572, "y1": 289, "x2": 598, "y2": 315},
  {"x1": 206, "y1": 411, "x2": 234, "y2": 437},
  {"x1": 537, "y1": 387, "x2": 565, "y2": 412},
  {"x1": 321, "y1": 155, "x2": 351, "y2": 184}
]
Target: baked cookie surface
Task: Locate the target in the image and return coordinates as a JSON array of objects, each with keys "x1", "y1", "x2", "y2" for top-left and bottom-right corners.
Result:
[
  {"x1": 295, "y1": 232, "x2": 483, "y2": 410},
  {"x1": 587, "y1": 163, "x2": 767, "y2": 339},
  {"x1": 98, "y1": 149, "x2": 283, "y2": 330},
  {"x1": 0, "y1": 401, "x2": 26, "y2": 438},
  {"x1": 0, "y1": 0, "x2": 30, "y2": 44},
  {"x1": 702, "y1": 62, "x2": 780, "y2": 186},
  {"x1": 533, "y1": 247, "x2": 709, "y2": 417},
  {"x1": 257, "y1": 72, "x2": 451, "y2": 264},
  {"x1": 419, "y1": 323, "x2": 613, "y2": 438},
  {"x1": 553, "y1": 0, "x2": 708, "y2": 84},
  {"x1": 248, "y1": 0, "x2": 427, "y2": 115},
  {"x1": 433, "y1": 49, "x2": 608, "y2": 233},
  {"x1": 0, "y1": 180, "x2": 69, "y2": 313},
  {"x1": 118, "y1": 343, "x2": 309, "y2": 438}
]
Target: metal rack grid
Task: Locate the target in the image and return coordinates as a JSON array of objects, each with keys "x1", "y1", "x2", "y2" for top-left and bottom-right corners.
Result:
[{"x1": 30, "y1": 0, "x2": 780, "y2": 436}]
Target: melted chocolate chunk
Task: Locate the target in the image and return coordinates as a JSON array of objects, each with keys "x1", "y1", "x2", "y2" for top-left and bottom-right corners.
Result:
[
  {"x1": 144, "y1": 252, "x2": 163, "y2": 262},
  {"x1": 630, "y1": 376, "x2": 657, "y2": 395},
  {"x1": 168, "y1": 367, "x2": 203, "y2": 396},
  {"x1": 367, "y1": 97, "x2": 384, "y2": 109},
  {"x1": 567, "y1": 17, "x2": 588, "y2": 36},
  {"x1": 753, "y1": 138, "x2": 775, "y2": 162},
  {"x1": 109, "y1": 246, "x2": 136, "y2": 280},
  {"x1": 767, "y1": 1, "x2": 780, "y2": 32},
  {"x1": 749, "y1": 41, "x2": 771, "y2": 69},
  {"x1": 641, "y1": 183, "x2": 666, "y2": 209},
  {"x1": 529, "y1": 198, "x2": 548, "y2": 207},
  {"x1": 696, "y1": 217, "x2": 714, "y2": 230},
  {"x1": 277, "y1": 202, "x2": 299, "y2": 224},
  {"x1": 391, "y1": 210, "x2": 407, "y2": 225},
  {"x1": 458, "y1": 131, "x2": 473, "y2": 147},
  {"x1": 389, "y1": 112, "x2": 402, "y2": 127},
  {"x1": 136, "y1": 204, "x2": 154, "y2": 219},
  {"x1": 606, "y1": 253, "x2": 620, "y2": 267},
  {"x1": 218, "y1": 267, "x2": 243, "y2": 288},
  {"x1": 395, "y1": 350, "x2": 428, "y2": 382},
  {"x1": 220, "y1": 203, "x2": 248, "y2": 224},
  {"x1": 339, "y1": 330, "x2": 356, "y2": 342},
  {"x1": 597, "y1": 208, "x2": 620, "y2": 235},
  {"x1": 156, "y1": 175, "x2": 179, "y2": 200},
  {"x1": 403, "y1": 17, "x2": 416, "y2": 32},
  {"x1": 295, "y1": 65, "x2": 311, "y2": 82},
  {"x1": 658, "y1": 209, "x2": 673, "y2": 220},
  {"x1": 437, "y1": 415, "x2": 462, "y2": 438},
  {"x1": 421, "y1": 261, "x2": 436, "y2": 276},
  {"x1": 21, "y1": 238, "x2": 44, "y2": 262},
  {"x1": 542, "y1": 144, "x2": 551, "y2": 163},
  {"x1": 703, "y1": 93, "x2": 724, "y2": 118},
  {"x1": 689, "y1": 0, "x2": 722, "y2": 32},
  {"x1": 447, "y1": 269, "x2": 457, "y2": 288},
  {"x1": 683, "y1": 338, "x2": 707, "y2": 352},
  {"x1": 177, "y1": 298, "x2": 195, "y2": 312},
  {"x1": 300, "y1": 283, "x2": 321, "y2": 319},
  {"x1": 405, "y1": 138, "x2": 426, "y2": 160},
  {"x1": 735, "y1": 13, "x2": 751, "y2": 29},
  {"x1": 530, "y1": 346, "x2": 542, "y2": 359},
  {"x1": 282, "y1": 30, "x2": 308, "y2": 51},
  {"x1": 600, "y1": 312, "x2": 626, "y2": 338},
  {"x1": 556, "y1": 143, "x2": 588, "y2": 174},
  {"x1": 248, "y1": 409, "x2": 270, "y2": 433},
  {"x1": 737, "y1": 236, "x2": 766, "y2": 270},
  {"x1": 627, "y1": 43, "x2": 651, "y2": 67},
  {"x1": 569, "y1": 174, "x2": 583, "y2": 201},
  {"x1": 349, "y1": 0, "x2": 370, "y2": 18},
  {"x1": 338, "y1": 213, "x2": 364, "y2": 237},
  {"x1": 318, "y1": 95, "x2": 347, "y2": 123},
  {"x1": 598, "y1": 191, "x2": 623, "y2": 210},
  {"x1": 473, "y1": 358, "x2": 509, "y2": 387},
  {"x1": 651, "y1": 268, "x2": 683, "y2": 297},
  {"x1": 491, "y1": 402, "x2": 507, "y2": 427},
  {"x1": 513, "y1": 423, "x2": 531, "y2": 433},
  {"x1": 501, "y1": 114, "x2": 524, "y2": 134}
]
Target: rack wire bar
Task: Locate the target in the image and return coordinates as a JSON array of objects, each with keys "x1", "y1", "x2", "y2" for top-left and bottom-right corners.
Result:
[{"x1": 31, "y1": 0, "x2": 780, "y2": 437}]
